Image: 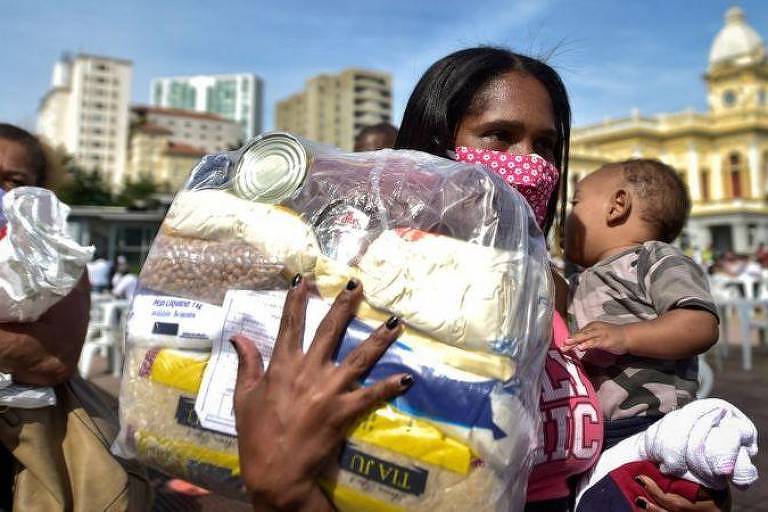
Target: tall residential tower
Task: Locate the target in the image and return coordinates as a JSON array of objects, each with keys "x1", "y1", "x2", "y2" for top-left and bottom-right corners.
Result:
[
  {"x1": 275, "y1": 68, "x2": 392, "y2": 151},
  {"x1": 37, "y1": 53, "x2": 132, "y2": 189}
]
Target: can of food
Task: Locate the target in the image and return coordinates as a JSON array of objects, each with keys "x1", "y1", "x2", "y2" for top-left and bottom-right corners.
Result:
[{"x1": 233, "y1": 132, "x2": 334, "y2": 203}]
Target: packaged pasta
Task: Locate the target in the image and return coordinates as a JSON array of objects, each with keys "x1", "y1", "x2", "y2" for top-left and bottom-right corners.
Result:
[{"x1": 114, "y1": 132, "x2": 553, "y2": 511}]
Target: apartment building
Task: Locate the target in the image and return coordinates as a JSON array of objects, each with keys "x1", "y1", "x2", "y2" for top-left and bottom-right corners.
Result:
[
  {"x1": 151, "y1": 73, "x2": 263, "y2": 140},
  {"x1": 276, "y1": 68, "x2": 392, "y2": 151},
  {"x1": 38, "y1": 53, "x2": 132, "y2": 189}
]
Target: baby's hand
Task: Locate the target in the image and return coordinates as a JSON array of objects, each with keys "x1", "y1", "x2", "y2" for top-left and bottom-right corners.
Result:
[{"x1": 565, "y1": 321, "x2": 629, "y2": 355}]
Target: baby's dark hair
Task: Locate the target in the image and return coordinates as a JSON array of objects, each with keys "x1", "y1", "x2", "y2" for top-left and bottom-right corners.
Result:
[{"x1": 615, "y1": 158, "x2": 691, "y2": 243}]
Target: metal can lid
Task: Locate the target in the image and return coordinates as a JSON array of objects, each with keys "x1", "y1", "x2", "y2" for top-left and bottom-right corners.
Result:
[{"x1": 233, "y1": 132, "x2": 308, "y2": 203}]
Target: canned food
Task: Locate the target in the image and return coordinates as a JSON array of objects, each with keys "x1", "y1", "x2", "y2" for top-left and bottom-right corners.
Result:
[{"x1": 232, "y1": 132, "x2": 317, "y2": 203}]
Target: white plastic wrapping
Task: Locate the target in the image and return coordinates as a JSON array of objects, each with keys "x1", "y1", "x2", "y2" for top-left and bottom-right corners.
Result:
[
  {"x1": 115, "y1": 132, "x2": 553, "y2": 510},
  {"x1": 0, "y1": 187, "x2": 94, "y2": 322},
  {"x1": 0, "y1": 187, "x2": 93, "y2": 408}
]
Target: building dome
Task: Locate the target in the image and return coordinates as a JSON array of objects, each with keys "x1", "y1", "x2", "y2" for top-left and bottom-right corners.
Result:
[{"x1": 709, "y1": 7, "x2": 765, "y2": 69}]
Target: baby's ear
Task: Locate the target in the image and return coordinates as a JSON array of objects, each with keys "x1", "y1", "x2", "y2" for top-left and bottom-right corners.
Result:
[{"x1": 606, "y1": 188, "x2": 631, "y2": 225}]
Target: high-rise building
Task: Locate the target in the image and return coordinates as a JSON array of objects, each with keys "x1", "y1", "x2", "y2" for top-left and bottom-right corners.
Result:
[
  {"x1": 37, "y1": 53, "x2": 132, "y2": 189},
  {"x1": 150, "y1": 73, "x2": 263, "y2": 140},
  {"x1": 569, "y1": 7, "x2": 768, "y2": 254},
  {"x1": 275, "y1": 68, "x2": 392, "y2": 151}
]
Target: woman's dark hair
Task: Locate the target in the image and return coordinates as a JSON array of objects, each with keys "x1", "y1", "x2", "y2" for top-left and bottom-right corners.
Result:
[
  {"x1": 394, "y1": 47, "x2": 571, "y2": 237},
  {"x1": 0, "y1": 123, "x2": 49, "y2": 187}
]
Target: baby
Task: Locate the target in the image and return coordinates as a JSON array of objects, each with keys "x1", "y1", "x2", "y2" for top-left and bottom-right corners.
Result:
[{"x1": 563, "y1": 158, "x2": 719, "y2": 449}]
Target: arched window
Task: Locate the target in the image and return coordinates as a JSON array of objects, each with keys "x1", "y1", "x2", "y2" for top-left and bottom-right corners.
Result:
[
  {"x1": 700, "y1": 168, "x2": 710, "y2": 201},
  {"x1": 724, "y1": 152, "x2": 749, "y2": 198}
]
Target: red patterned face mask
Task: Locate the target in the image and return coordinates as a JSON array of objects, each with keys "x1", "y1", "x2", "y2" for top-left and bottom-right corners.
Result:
[{"x1": 454, "y1": 146, "x2": 559, "y2": 227}]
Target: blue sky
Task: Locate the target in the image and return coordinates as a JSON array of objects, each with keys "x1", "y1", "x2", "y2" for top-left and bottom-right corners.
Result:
[{"x1": 2, "y1": 0, "x2": 767, "y2": 133}]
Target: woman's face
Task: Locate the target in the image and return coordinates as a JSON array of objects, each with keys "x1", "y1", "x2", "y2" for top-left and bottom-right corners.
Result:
[
  {"x1": 0, "y1": 139, "x2": 38, "y2": 191},
  {"x1": 454, "y1": 71, "x2": 558, "y2": 164}
]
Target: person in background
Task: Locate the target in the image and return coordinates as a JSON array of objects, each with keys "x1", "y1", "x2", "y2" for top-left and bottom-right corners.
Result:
[
  {"x1": 87, "y1": 251, "x2": 112, "y2": 293},
  {"x1": 353, "y1": 122, "x2": 398, "y2": 151},
  {"x1": 111, "y1": 256, "x2": 138, "y2": 301},
  {"x1": 756, "y1": 242, "x2": 768, "y2": 267},
  {"x1": 0, "y1": 123, "x2": 92, "y2": 511}
]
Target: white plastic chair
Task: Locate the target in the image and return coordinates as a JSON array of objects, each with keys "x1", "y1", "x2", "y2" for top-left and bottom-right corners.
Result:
[{"x1": 78, "y1": 297, "x2": 128, "y2": 378}]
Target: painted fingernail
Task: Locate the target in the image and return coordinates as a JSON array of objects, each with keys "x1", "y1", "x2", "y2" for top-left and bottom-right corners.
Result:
[
  {"x1": 634, "y1": 476, "x2": 645, "y2": 488},
  {"x1": 385, "y1": 315, "x2": 400, "y2": 330},
  {"x1": 346, "y1": 279, "x2": 358, "y2": 290},
  {"x1": 400, "y1": 374, "x2": 414, "y2": 387},
  {"x1": 291, "y1": 273, "x2": 302, "y2": 288},
  {"x1": 634, "y1": 498, "x2": 647, "y2": 509}
]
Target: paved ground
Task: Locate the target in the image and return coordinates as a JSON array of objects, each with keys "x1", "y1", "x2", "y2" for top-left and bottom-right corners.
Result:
[
  {"x1": 706, "y1": 347, "x2": 768, "y2": 511},
  {"x1": 88, "y1": 344, "x2": 767, "y2": 511}
]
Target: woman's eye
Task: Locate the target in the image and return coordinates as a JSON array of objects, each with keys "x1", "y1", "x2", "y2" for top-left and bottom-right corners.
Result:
[
  {"x1": 483, "y1": 131, "x2": 509, "y2": 142},
  {"x1": 536, "y1": 138, "x2": 556, "y2": 158}
]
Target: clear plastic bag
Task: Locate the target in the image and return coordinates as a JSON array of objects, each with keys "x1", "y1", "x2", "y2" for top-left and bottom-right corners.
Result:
[{"x1": 114, "y1": 132, "x2": 553, "y2": 510}]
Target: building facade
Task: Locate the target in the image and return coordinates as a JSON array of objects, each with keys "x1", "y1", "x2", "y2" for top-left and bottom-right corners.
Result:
[
  {"x1": 570, "y1": 7, "x2": 768, "y2": 254},
  {"x1": 126, "y1": 122, "x2": 206, "y2": 192},
  {"x1": 150, "y1": 73, "x2": 263, "y2": 140},
  {"x1": 37, "y1": 54, "x2": 132, "y2": 190},
  {"x1": 131, "y1": 106, "x2": 242, "y2": 154},
  {"x1": 275, "y1": 68, "x2": 392, "y2": 151}
]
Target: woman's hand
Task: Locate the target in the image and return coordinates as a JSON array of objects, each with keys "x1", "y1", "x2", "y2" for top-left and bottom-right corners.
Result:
[
  {"x1": 634, "y1": 475, "x2": 731, "y2": 512},
  {"x1": 0, "y1": 273, "x2": 90, "y2": 385},
  {"x1": 232, "y1": 275, "x2": 413, "y2": 512}
]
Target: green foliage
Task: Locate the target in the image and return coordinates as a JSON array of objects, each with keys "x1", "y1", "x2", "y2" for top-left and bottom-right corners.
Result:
[
  {"x1": 50, "y1": 149, "x2": 161, "y2": 207},
  {"x1": 115, "y1": 174, "x2": 158, "y2": 207},
  {"x1": 55, "y1": 165, "x2": 113, "y2": 206}
]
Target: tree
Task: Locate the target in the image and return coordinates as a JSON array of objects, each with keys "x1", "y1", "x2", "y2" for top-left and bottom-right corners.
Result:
[
  {"x1": 115, "y1": 174, "x2": 158, "y2": 208},
  {"x1": 55, "y1": 166, "x2": 113, "y2": 206}
]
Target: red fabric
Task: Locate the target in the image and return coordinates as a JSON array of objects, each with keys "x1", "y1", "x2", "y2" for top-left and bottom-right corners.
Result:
[
  {"x1": 611, "y1": 460, "x2": 702, "y2": 505},
  {"x1": 526, "y1": 312, "x2": 604, "y2": 502},
  {"x1": 0, "y1": 225, "x2": 6, "y2": 240}
]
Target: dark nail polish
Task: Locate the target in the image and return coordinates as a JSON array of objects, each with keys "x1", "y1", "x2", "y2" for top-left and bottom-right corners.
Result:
[
  {"x1": 385, "y1": 315, "x2": 400, "y2": 330},
  {"x1": 346, "y1": 279, "x2": 358, "y2": 290},
  {"x1": 634, "y1": 498, "x2": 647, "y2": 509},
  {"x1": 291, "y1": 273, "x2": 302, "y2": 288},
  {"x1": 400, "y1": 374, "x2": 414, "y2": 387},
  {"x1": 634, "y1": 476, "x2": 645, "y2": 488}
]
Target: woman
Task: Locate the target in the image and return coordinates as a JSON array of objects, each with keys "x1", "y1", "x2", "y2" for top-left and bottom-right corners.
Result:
[{"x1": 232, "y1": 49, "x2": 727, "y2": 512}]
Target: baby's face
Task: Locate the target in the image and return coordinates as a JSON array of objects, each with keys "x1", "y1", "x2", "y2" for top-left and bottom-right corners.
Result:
[{"x1": 564, "y1": 166, "x2": 621, "y2": 267}]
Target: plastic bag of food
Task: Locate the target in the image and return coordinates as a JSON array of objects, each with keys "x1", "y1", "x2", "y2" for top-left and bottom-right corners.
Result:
[
  {"x1": 0, "y1": 187, "x2": 94, "y2": 408},
  {"x1": 114, "y1": 132, "x2": 553, "y2": 510}
]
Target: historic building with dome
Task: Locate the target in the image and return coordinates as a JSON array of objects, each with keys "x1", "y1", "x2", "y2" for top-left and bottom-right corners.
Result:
[{"x1": 570, "y1": 6, "x2": 768, "y2": 254}]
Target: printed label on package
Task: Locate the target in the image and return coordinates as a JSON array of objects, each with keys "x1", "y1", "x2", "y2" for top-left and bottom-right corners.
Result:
[
  {"x1": 339, "y1": 444, "x2": 428, "y2": 496},
  {"x1": 129, "y1": 294, "x2": 224, "y2": 345},
  {"x1": 195, "y1": 290, "x2": 327, "y2": 435}
]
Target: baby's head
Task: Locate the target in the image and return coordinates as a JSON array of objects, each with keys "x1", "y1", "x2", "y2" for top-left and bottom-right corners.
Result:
[{"x1": 565, "y1": 158, "x2": 690, "y2": 267}]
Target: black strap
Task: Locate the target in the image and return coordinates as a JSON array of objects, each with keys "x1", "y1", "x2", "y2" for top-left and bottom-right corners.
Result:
[{"x1": 0, "y1": 440, "x2": 14, "y2": 512}]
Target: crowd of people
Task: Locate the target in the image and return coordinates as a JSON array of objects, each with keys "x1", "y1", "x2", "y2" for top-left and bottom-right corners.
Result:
[{"x1": 0, "y1": 45, "x2": 758, "y2": 512}]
